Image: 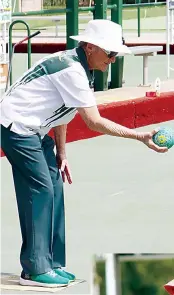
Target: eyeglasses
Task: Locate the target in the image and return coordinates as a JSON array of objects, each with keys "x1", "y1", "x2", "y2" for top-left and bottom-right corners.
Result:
[
  {"x1": 103, "y1": 49, "x2": 118, "y2": 58},
  {"x1": 102, "y1": 37, "x2": 125, "y2": 58}
]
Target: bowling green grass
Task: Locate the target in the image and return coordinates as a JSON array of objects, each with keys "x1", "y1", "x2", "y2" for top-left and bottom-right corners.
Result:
[{"x1": 12, "y1": 5, "x2": 166, "y2": 30}]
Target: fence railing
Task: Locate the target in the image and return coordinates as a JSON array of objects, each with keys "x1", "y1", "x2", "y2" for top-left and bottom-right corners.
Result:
[
  {"x1": 9, "y1": 20, "x2": 32, "y2": 85},
  {"x1": 12, "y1": 1, "x2": 166, "y2": 39}
]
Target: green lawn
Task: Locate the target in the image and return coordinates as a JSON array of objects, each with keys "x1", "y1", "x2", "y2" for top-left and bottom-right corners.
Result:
[
  {"x1": 12, "y1": 5, "x2": 166, "y2": 30},
  {"x1": 123, "y1": 5, "x2": 166, "y2": 20}
]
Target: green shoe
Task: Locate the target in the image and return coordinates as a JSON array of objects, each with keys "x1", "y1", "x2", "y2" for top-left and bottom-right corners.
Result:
[
  {"x1": 19, "y1": 270, "x2": 70, "y2": 288},
  {"x1": 54, "y1": 268, "x2": 76, "y2": 282}
]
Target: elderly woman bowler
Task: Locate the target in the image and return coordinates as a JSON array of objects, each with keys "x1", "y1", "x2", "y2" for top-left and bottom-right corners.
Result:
[{"x1": 0, "y1": 19, "x2": 168, "y2": 288}]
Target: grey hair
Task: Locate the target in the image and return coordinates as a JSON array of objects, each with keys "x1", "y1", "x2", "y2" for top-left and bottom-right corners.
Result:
[{"x1": 78, "y1": 41, "x2": 87, "y2": 47}]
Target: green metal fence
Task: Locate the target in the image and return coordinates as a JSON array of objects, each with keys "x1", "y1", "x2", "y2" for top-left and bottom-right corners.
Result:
[
  {"x1": 9, "y1": 20, "x2": 32, "y2": 86},
  {"x1": 12, "y1": 1, "x2": 166, "y2": 41},
  {"x1": 123, "y1": 1, "x2": 165, "y2": 37}
]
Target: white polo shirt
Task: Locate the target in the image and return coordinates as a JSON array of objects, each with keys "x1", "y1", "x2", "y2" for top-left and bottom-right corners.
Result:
[{"x1": 0, "y1": 47, "x2": 96, "y2": 137}]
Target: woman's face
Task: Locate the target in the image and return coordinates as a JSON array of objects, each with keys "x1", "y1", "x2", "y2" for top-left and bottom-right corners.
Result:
[{"x1": 85, "y1": 43, "x2": 116, "y2": 72}]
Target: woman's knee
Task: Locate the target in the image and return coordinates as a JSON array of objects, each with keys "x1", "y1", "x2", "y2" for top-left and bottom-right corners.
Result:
[{"x1": 33, "y1": 179, "x2": 54, "y2": 200}]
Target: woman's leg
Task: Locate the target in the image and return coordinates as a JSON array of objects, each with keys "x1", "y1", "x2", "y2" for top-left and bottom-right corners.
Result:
[
  {"x1": 1, "y1": 125, "x2": 54, "y2": 275},
  {"x1": 41, "y1": 135, "x2": 65, "y2": 268}
]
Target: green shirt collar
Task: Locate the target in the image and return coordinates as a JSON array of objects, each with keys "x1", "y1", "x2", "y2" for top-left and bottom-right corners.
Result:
[{"x1": 76, "y1": 47, "x2": 94, "y2": 86}]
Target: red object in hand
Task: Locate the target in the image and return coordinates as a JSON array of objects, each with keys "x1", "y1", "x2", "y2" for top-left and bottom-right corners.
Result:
[{"x1": 164, "y1": 280, "x2": 174, "y2": 295}]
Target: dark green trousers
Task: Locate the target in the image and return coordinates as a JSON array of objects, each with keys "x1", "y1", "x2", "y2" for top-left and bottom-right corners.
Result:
[{"x1": 1, "y1": 124, "x2": 65, "y2": 275}]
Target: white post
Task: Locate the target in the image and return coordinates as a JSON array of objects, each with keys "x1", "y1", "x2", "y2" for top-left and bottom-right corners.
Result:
[
  {"x1": 143, "y1": 55, "x2": 148, "y2": 86},
  {"x1": 166, "y1": 0, "x2": 174, "y2": 78},
  {"x1": 171, "y1": 2, "x2": 174, "y2": 46},
  {"x1": 12, "y1": 0, "x2": 17, "y2": 12},
  {"x1": 88, "y1": 0, "x2": 92, "y2": 14},
  {"x1": 166, "y1": 0, "x2": 170, "y2": 78},
  {"x1": 0, "y1": 0, "x2": 11, "y2": 92},
  {"x1": 105, "y1": 254, "x2": 116, "y2": 295},
  {"x1": 105, "y1": 254, "x2": 122, "y2": 295},
  {"x1": 2, "y1": 21, "x2": 6, "y2": 63}
]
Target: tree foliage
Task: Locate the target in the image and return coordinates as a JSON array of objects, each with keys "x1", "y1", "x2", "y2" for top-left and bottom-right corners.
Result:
[
  {"x1": 121, "y1": 259, "x2": 174, "y2": 295},
  {"x1": 96, "y1": 257, "x2": 174, "y2": 295}
]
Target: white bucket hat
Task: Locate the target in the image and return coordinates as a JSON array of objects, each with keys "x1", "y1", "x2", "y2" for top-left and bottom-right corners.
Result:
[{"x1": 70, "y1": 19, "x2": 131, "y2": 55}]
